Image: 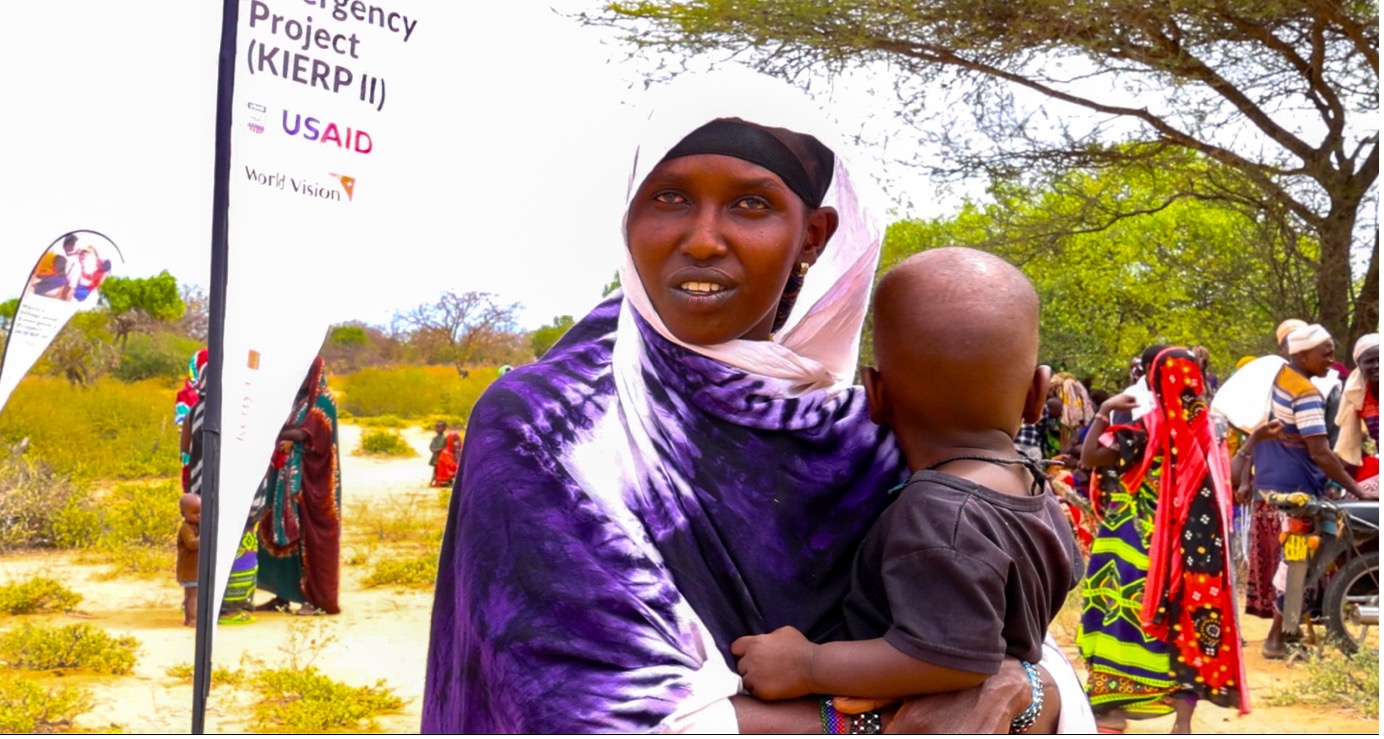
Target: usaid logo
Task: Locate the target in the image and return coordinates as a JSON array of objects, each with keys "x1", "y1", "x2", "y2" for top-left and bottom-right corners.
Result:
[{"x1": 281, "y1": 111, "x2": 373, "y2": 154}]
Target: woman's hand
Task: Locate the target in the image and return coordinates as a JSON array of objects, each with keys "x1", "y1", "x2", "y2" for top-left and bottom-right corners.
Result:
[
  {"x1": 278, "y1": 427, "x2": 309, "y2": 443},
  {"x1": 884, "y1": 658, "x2": 1049, "y2": 734},
  {"x1": 1100, "y1": 394, "x2": 1139, "y2": 416},
  {"x1": 730, "y1": 626, "x2": 816, "y2": 701}
]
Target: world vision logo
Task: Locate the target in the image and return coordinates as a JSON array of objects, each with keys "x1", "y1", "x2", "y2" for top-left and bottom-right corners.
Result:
[
  {"x1": 330, "y1": 173, "x2": 356, "y2": 201},
  {"x1": 243, "y1": 166, "x2": 356, "y2": 204}
]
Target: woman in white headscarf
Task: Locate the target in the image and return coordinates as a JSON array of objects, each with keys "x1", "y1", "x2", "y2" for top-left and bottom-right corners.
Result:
[
  {"x1": 422, "y1": 68, "x2": 1091, "y2": 733},
  {"x1": 1334, "y1": 333, "x2": 1380, "y2": 484}
]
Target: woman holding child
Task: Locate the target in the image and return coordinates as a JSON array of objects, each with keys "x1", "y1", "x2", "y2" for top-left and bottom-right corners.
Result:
[
  {"x1": 423, "y1": 69, "x2": 1092, "y2": 733},
  {"x1": 1078, "y1": 346, "x2": 1248, "y2": 733}
]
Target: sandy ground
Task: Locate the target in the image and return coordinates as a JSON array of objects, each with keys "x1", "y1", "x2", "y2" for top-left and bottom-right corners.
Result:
[{"x1": 0, "y1": 423, "x2": 1377, "y2": 733}]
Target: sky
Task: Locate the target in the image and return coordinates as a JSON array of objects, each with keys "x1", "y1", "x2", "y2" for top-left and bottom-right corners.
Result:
[{"x1": 0, "y1": 0, "x2": 938, "y2": 332}]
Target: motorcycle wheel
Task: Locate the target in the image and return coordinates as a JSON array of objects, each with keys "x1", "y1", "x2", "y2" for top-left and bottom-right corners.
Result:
[{"x1": 1324, "y1": 550, "x2": 1379, "y2": 656}]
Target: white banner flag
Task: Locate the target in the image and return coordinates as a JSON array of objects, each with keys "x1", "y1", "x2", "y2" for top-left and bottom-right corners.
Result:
[
  {"x1": 0, "y1": 231, "x2": 120, "y2": 415},
  {"x1": 210, "y1": 0, "x2": 429, "y2": 619}
]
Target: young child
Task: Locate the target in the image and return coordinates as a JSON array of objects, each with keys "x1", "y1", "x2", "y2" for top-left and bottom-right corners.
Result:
[
  {"x1": 732, "y1": 247, "x2": 1081, "y2": 725},
  {"x1": 176, "y1": 493, "x2": 201, "y2": 627}
]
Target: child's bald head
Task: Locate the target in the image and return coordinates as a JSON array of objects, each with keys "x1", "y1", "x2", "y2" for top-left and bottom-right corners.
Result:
[
  {"x1": 180, "y1": 493, "x2": 201, "y2": 523},
  {"x1": 869, "y1": 247, "x2": 1043, "y2": 437}
]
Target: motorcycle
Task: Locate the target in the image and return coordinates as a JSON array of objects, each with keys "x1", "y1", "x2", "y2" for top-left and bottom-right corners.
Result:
[{"x1": 1265, "y1": 491, "x2": 1379, "y2": 655}]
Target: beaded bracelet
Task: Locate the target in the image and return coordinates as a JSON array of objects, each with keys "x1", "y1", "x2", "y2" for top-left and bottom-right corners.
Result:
[
  {"x1": 819, "y1": 697, "x2": 849, "y2": 734},
  {"x1": 819, "y1": 697, "x2": 882, "y2": 734},
  {"x1": 1009, "y1": 660, "x2": 1044, "y2": 734}
]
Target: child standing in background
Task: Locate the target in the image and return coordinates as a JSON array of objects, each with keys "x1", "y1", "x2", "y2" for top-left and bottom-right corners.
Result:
[{"x1": 177, "y1": 494, "x2": 201, "y2": 627}]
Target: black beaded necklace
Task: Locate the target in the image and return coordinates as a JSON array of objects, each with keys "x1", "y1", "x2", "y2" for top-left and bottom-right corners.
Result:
[{"x1": 922, "y1": 454, "x2": 1049, "y2": 497}]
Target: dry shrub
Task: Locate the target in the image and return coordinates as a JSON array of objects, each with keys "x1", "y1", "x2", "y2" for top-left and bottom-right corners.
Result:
[
  {"x1": 50, "y1": 480, "x2": 181, "y2": 578},
  {"x1": 355, "y1": 429, "x2": 416, "y2": 458},
  {"x1": 353, "y1": 494, "x2": 444, "y2": 545},
  {"x1": 0, "y1": 677, "x2": 92, "y2": 733},
  {"x1": 0, "y1": 376, "x2": 181, "y2": 480},
  {"x1": 0, "y1": 624, "x2": 139, "y2": 675},
  {"x1": 251, "y1": 667, "x2": 405, "y2": 732},
  {"x1": 0, "y1": 577, "x2": 82, "y2": 615},
  {"x1": 164, "y1": 662, "x2": 247, "y2": 687},
  {"x1": 1265, "y1": 648, "x2": 1379, "y2": 718},
  {"x1": 337, "y1": 365, "x2": 496, "y2": 423},
  {"x1": 362, "y1": 555, "x2": 438, "y2": 589},
  {"x1": 0, "y1": 450, "x2": 82, "y2": 552}
]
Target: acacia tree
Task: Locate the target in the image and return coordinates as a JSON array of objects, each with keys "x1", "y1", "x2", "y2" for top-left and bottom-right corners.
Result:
[
  {"x1": 879, "y1": 155, "x2": 1308, "y2": 387},
  {"x1": 395, "y1": 290, "x2": 524, "y2": 375},
  {"x1": 603, "y1": 0, "x2": 1379, "y2": 344},
  {"x1": 98, "y1": 271, "x2": 186, "y2": 349}
]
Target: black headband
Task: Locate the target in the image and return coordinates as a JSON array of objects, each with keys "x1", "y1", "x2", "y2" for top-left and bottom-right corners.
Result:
[{"x1": 661, "y1": 119, "x2": 835, "y2": 208}]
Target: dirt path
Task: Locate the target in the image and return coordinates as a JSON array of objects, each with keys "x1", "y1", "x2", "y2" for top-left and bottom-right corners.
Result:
[{"x1": 0, "y1": 423, "x2": 1376, "y2": 733}]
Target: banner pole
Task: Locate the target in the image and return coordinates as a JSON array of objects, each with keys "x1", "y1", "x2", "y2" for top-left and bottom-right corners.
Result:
[{"x1": 193, "y1": 0, "x2": 239, "y2": 732}]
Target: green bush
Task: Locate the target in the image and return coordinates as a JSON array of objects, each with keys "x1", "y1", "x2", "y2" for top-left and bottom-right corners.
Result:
[
  {"x1": 0, "y1": 451, "x2": 83, "y2": 551},
  {"x1": 0, "y1": 376, "x2": 182, "y2": 480},
  {"x1": 112, "y1": 331, "x2": 203, "y2": 383},
  {"x1": 355, "y1": 429, "x2": 416, "y2": 457},
  {"x1": 252, "y1": 667, "x2": 405, "y2": 732},
  {"x1": 356, "y1": 414, "x2": 405, "y2": 428},
  {"x1": 49, "y1": 481, "x2": 181, "y2": 577},
  {"x1": 165, "y1": 662, "x2": 247, "y2": 687},
  {"x1": 354, "y1": 495, "x2": 445, "y2": 545},
  {"x1": 0, "y1": 577, "x2": 83, "y2": 615},
  {"x1": 337, "y1": 365, "x2": 498, "y2": 424},
  {"x1": 362, "y1": 555, "x2": 438, "y2": 588},
  {"x1": 1266, "y1": 648, "x2": 1379, "y2": 718},
  {"x1": 0, "y1": 624, "x2": 139, "y2": 674},
  {"x1": 0, "y1": 677, "x2": 92, "y2": 733}
]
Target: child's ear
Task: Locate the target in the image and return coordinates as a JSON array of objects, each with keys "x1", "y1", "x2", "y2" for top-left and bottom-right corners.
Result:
[
  {"x1": 861, "y1": 366, "x2": 889, "y2": 426},
  {"x1": 1022, "y1": 365, "x2": 1052, "y2": 424}
]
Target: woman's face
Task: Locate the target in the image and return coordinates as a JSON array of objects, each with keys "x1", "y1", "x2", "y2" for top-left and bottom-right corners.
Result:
[
  {"x1": 1359, "y1": 346, "x2": 1379, "y2": 391},
  {"x1": 626, "y1": 153, "x2": 834, "y2": 346}
]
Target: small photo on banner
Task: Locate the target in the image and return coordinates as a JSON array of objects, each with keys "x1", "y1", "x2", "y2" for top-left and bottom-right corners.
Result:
[
  {"x1": 24, "y1": 233, "x2": 115, "y2": 303},
  {"x1": 0, "y1": 230, "x2": 123, "y2": 415}
]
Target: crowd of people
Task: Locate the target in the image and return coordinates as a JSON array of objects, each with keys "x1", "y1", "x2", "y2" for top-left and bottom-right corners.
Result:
[
  {"x1": 174, "y1": 352, "x2": 344, "y2": 625},
  {"x1": 1021, "y1": 323, "x2": 1378, "y2": 733}
]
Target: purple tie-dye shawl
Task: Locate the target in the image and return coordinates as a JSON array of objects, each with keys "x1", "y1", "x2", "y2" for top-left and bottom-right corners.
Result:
[
  {"x1": 423, "y1": 300, "x2": 902, "y2": 732},
  {"x1": 422, "y1": 69, "x2": 905, "y2": 733}
]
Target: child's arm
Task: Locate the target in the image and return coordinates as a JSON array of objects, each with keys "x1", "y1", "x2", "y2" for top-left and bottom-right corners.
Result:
[
  {"x1": 181, "y1": 524, "x2": 199, "y2": 551},
  {"x1": 731, "y1": 626, "x2": 985, "y2": 701}
]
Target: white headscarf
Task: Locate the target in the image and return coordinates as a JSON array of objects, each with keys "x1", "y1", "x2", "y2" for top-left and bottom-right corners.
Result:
[
  {"x1": 1353, "y1": 333, "x2": 1380, "y2": 364},
  {"x1": 1335, "y1": 332, "x2": 1380, "y2": 465},
  {"x1": 615, "y1": 67, "x2": 885, "y2": 396},
  {"x1": 1286, "y1": 323, "x2": 1331, "y2": 354},
  {"x1": 605, "y1": 69, "x2": 1095, "y2": 734}
]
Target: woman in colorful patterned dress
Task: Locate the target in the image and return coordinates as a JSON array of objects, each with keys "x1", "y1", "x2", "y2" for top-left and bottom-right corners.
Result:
[
  {"x1": 256, "y1": 356, "x2": 342, "y2": 616},
  {"x1": 1078, "y1": 347, "x2": 1249, "y2": 733}
]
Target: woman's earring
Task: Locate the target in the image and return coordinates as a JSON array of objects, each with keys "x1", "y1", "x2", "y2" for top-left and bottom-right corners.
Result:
[{"x1": 797, "y1": 262, "x2": 810, "y2": 278}]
